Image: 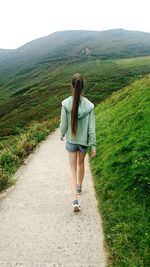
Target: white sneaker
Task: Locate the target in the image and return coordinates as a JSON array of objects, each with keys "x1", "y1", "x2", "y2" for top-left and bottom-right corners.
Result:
[{"x1": 72, "y1": 199, "x2": 81, "y2": 212}]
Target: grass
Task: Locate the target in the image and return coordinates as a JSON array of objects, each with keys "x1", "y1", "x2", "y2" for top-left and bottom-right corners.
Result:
[
  {"x1": 0, "y1": 30, "x2": 150, "y2": 265},
  {"x1": 89, "y1": 74, "x2": 150, "y2": 266},
  {"x1": 1, "y1": 56, "x2": 150, "y2": 137},
  {"x1": 0, "y1": 117, "x2": 59, "y2": 192},
  {"x1": 0, "y1": 50, "x2": 150, "y2": 266}
]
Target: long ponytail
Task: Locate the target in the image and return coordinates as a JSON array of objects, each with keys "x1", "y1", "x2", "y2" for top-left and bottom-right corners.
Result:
[{"x1": 71, "y1": 73, "x2": 84, "y2": 137}]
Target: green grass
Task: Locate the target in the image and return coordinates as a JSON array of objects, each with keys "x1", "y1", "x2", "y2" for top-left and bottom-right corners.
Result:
[
  {"x1": 0, "y1": 117, "x2": 59, "y2": 192},
  {"x1": 0, "y1": 30, "x2": 150, "y2": 265},
  {"x1": 1, "y1": 56, "x2": 150, "y2": 137},
  {"x1": 89, "y1": 74, "x2": 150, "y2": 266},
  {"x1": 0, "y1": 46, "x2": 150, "y2": 266},
  {"x1": 1, "y1": 29, "x2": 150, "y2": 83}
]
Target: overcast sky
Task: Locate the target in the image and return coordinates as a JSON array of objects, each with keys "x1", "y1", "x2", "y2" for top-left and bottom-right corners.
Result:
[{"x1": 0, "y1": 0, "x2": 150, "y2": 49}]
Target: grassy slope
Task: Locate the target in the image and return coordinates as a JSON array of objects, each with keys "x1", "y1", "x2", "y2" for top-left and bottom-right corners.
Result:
[
  {"x1": 0, "y1": 29, "x2": 150, "y2": 80},
  {"x1": 1, "y1": 56, "x2": 150, "y2": 137},
  {"x1": 0, "y1": 117, "x2": 59, "y2": 191},
  {"x1": 0, "y1": 44, "x2": 149, "y2": 266},
  {"x1": 89, "y1": 75, "x2": 150, "y2": 266}
]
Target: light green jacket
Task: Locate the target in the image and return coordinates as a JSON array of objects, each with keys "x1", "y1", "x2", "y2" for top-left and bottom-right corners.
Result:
[{"x1": 60, "y1": 95, "x2": 96, "y2": 151}]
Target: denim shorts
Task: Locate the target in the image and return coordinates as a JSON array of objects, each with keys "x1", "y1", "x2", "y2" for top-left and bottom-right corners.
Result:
[{"x1": 66, "y1": 141, "x2": 88, "y2": 153}]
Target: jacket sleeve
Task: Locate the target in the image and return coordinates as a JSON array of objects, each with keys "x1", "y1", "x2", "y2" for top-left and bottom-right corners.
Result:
[
  {"x1": 60, "y1": 105, "x2": 68, "y2": 138},
  {"x1": 88, "y1": 109, "x2": 96, "y2": 151}
]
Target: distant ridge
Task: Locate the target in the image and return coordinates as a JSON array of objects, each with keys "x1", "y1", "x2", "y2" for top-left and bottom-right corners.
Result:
[{"x1": 0, "y1": 28, "x2": 150, "y2": 78}]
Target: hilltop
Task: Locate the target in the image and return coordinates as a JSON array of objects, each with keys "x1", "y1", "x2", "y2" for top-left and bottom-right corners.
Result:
[{"x1": 0, "y1": 28, "x2": 150, "y2": 80}]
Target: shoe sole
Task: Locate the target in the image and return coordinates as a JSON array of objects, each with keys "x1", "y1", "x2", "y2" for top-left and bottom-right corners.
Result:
[{"x1": 72, "y1": 204, "x2": 81, "y2": 212}]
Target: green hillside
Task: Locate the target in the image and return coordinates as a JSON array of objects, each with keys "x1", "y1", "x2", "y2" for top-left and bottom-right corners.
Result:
[
  {"x1": 0, "y1": 29, "x2": 150, "y2": 81},
  {"x1": 0, "y1": 28, "x2": 150, "y2": 266},
  {"x1": 89, "y1": 75, "x2": 150, "y2": 266},
  {"x1": 1, "y1": 56, "x2": 150, "y2": 137},
  {"x1": 1, "y1": 29, "x2": 150, "y2": 138}
]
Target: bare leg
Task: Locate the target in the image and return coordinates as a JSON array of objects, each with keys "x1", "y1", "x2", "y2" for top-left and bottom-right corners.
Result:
[
  {"x1": 67, "y1": 151, "x2": 79, "y2": 200},
  {"x1": 77, "y1": 151, "x2": 86, "y2": 186}
]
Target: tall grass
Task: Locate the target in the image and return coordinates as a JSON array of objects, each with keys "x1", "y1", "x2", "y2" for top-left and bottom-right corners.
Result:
[
  {"x1": 89, "y1": 74, "x2": 150, "y2": 266},
  {"x1": 0, "y1": 117, "x2": 59, "y2": 192}
]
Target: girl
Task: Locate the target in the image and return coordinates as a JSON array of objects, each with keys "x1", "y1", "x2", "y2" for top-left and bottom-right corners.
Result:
[{"x1": 60, "y1": 73, "x2": 96, "y2": 212}]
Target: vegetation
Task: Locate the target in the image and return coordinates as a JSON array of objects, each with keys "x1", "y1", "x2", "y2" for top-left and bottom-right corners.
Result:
[
  {"x1": 0, "y1": 117, "x2": 59, "y2": 192},
  {"x1": 89, "y1": 75, "x2": 150, "y2": 266},
  {"x1": 1, "y1": 29, "x2": 150, "y2": 81},
  {"x1": 0, "y1": 29, "x2": 150, "y2": 266},
  {"x1": 1, "y1": 56, "x2": 150, "y2": 137}
]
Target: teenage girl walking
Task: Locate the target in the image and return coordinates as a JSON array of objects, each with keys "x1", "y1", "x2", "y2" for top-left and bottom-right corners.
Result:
[{"x1": 60, "y1": 73, "x2": 96, "y2": 212}]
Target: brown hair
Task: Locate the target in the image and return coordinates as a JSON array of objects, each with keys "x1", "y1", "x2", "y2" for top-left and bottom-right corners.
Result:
[{"x1": 71, "y1": 73, "x2": 84, "y2": 137}]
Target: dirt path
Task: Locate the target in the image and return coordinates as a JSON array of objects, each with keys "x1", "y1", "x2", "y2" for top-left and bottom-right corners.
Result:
[{"x1": 0, "y1": 128, "x2": 107, "y2": 267}]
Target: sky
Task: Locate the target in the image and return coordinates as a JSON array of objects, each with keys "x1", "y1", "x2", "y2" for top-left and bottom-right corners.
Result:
[{"x1": 0, "y1": 0, "x2": 150, "y2": 49}]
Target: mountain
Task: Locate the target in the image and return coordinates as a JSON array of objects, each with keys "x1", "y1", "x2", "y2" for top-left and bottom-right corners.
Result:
[
  {"x1": 0, "y1": 29, "x2": 150, "y2": 80},
  {"x1": 0, "y1": 29, "x2": 150, "y2": 138},
  {"x1": 1, "y1": 29, "x2": 149, "y2": 266},
  {"x1": 0, "y1": 55, "x2": 150, "y2": 137},
  {"x1": 0, "y1": 49, "x2": 13, "y2": 60}
]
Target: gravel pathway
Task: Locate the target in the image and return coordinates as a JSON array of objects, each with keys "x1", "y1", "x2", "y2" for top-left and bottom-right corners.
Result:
[{"x1": 0, "y1": 128, "x2": 107, "y2": 267}]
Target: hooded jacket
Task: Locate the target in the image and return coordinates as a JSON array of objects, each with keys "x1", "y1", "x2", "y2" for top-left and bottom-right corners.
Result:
[{"x1": 60, "y1": 95, "x2": 96, "y2": 151}]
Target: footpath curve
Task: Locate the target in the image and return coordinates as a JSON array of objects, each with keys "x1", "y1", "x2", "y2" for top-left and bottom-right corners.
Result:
[{"x1": 0, "y1": 128, "x2": 107, "y2": 267}]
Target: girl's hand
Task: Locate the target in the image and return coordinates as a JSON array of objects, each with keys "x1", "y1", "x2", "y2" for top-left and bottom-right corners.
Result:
[{"x1": 91, "y1": 150, "x2": 96, "y2": 158}]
